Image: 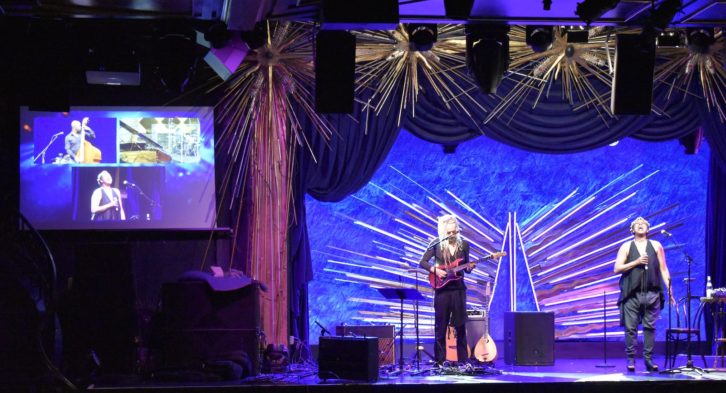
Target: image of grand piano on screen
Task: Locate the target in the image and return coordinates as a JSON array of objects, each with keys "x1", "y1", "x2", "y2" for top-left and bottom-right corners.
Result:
[{"x1": 117, "y1": 117, "x2": 201, "y2": 164}]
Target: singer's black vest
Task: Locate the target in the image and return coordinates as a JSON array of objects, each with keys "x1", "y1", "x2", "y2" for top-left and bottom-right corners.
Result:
[
  {"x1": 93, "y1": 187, "x2": 120, "y2": 221},
  {"x1": 617, "y1": 240, "x2": 664, "y2": 307}
]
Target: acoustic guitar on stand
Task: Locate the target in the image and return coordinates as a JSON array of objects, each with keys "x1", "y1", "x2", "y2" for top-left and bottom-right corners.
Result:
[
  {"x1": 473, "y1": 281, "x2": 497, "y2": 362},
  {"x1": 428, "y1": 251, "x2": 506, "y2": 290}
]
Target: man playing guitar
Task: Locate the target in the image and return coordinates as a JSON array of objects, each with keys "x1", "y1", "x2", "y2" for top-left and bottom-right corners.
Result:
[{"x1": 419, "y1": 214, "x2": 473, "y2": 366}]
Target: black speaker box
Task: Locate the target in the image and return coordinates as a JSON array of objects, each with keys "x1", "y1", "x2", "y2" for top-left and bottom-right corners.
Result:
[
  {"x1": 321, "y1": 0, "x2": 399, "y2": 29},
  {"x1": 161, "y1": 281, "x2": 261, "y2": 330},
  {"x1": 611, "y1": 33, "x2": 656, "y2": 115},
  {"x1": 315, "y1": 30, "x2": 355, "y2": 114},
  {"x1": 504, "y1": 312, "x2": 554, "y2": 365},
  {"x1": 66, "y1": 244, "x2": 136, "y2": 373},
  {"x1": 318, "y1": 336, "x2": 379, "y2": 381},
  {"x1": 335, "y1": 325, "x2": 395, "y2": 365}
]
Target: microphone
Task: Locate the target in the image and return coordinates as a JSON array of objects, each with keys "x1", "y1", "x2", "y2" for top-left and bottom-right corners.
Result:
[
  {"x1": 113, "y1": 196, "x2": 119, "y2": 212},
  {"x1": 661, "y1": 229, "x2": 672, "y2": 237},
  {"x1": 314, "y1": 320, "x2": 331, "y2": 336},
  {"x1": 52, "y1": 131, "x2": 64, "y2": 137},
  {"x1": 123, "y1": 180, "x2": 136, "y2": 187}
]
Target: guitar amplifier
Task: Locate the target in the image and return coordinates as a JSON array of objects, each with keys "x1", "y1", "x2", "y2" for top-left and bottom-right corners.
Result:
[
  {"x1": 335, "y1": 325, "x2": 394, "y2": 366},
  {"x1": 318, "y1": 336, "x2": 379, "y2": 381}
]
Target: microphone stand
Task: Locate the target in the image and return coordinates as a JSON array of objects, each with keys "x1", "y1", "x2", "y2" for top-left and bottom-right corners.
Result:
[
  {"x1": 660, "y1": 232, "x2": 707, "y2": 375},
  {"x1": 33, "y1": 133, "x2": 62, "y2": 164}
]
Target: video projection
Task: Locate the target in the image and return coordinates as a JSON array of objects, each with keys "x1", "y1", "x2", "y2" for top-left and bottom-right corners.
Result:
[
  {"x1": 306, "y1": 130, "x2": 709, "y2": 344},
  {"x1": 20, "y1": 107, "x2": 216, "y2": 230}
]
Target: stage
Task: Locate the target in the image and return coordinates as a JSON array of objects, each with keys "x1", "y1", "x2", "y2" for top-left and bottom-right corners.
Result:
[{"x1": 83, "y1": 355, "x2": 726, "y2": 393}]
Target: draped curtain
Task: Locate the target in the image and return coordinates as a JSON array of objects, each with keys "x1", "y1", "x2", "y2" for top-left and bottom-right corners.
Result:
[{"x1": 283, "y1": 76, "x2": 724, "y2": 343}]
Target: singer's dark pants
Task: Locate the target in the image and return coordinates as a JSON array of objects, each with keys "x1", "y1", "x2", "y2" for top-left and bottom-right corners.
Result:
[
  {"x1": 433, "y1": 289, "x2": 468, "y2": 363},
  {"x1": 622, "y1": 291, "x2": 661, "y2": 360}
]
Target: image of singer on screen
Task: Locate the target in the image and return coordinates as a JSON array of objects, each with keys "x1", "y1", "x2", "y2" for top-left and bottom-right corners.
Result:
[{"x1": 91, "y1": 170, "x2": 125, "y2": 221}]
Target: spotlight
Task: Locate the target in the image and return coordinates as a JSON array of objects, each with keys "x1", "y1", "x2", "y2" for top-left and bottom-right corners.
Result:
[
  {"x1": 656, "y1": 30, "x2": 685, "y2": 47},
  {"x1": 575, "y1": 0, "x2": 620, "y2": 25},
  {"x1": 543, "y1": 0, "x2": 553, "y2": 11},
  {"x1": 197, "y1": 26, "x2": 249, "y2": 81},
  {"x1": 407, "y1": 24, "x2": 438, "y2": 51},
  {"x1": 466, "y1": 24, "x2": 510, "y2": 94},
  {"x1": 444, "y1": 0, "x2": 474, "y2": 20},
  {"x1": 526, "y1": 26, "x2": 553, "y2": 52},
  {"x1": 687, "y1": 28, "x2": 715, "y2": 54},
  {"x1": 204, "y1": 21, "x2": 231, "y2": 49}
]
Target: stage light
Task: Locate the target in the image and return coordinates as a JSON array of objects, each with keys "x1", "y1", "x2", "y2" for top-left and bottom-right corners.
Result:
[
  {"x1": 204, "y1": 21, "x2": 231, "y2": 49},
  {"x1": 526, "y1": 26, "x2": 553, "y2": 53},
  {"x1": 575, "y1": 0, "x2": 620, "y2": 25},
  {"x1": 543, "y1": 0, "x2": 553, "y2": 11},
  {"x1": 444, "y1": 0, "x2": 474, "y2": 20},
  {"x1": 656, "y1": 30, "x2": 685, "y2": 47},
  {"x1": 197, "y1": 27, "x2": 250, "y2": 81},
  {"x1": 407, "y1": 24, "x2": 437, "y2": 52},
  {"x1": 466, "y1": 24, "x2": 510, "y2": 94},
  {"x1": 687, "y1": 28, "x2": 715, "y2": 54}
]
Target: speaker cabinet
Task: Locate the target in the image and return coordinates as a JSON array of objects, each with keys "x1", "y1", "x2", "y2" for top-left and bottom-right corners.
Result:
[
  {"x1": 611, "y1": 33, "x2": 656, "y2": 115},
  {"x1": 504, "y1": 312, "x2": 554, "y2": 365},
  {"x1": 315, "y1": 30, "x2": 355, "y2": 113},
  {"x1": 318, "y1": 337, "x2": 378, "y2": 381},
  {"x1": 160, "y1": 281, "x2": 262, "y2": 376},
  {"x1": 335, "y1": 325, "x2": 395, "y2": 366}
]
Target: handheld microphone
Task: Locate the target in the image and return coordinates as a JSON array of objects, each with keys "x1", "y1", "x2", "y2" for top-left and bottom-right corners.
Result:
[
  {"x1": 113, "y1": 196, "x2": 119, "y2": 212},
  {"x1": 123, "y1": 180, "x2": 136, "y2": 187},
  {"x1": 661, "y1": 229, "x2": 672, "y2": 237}
]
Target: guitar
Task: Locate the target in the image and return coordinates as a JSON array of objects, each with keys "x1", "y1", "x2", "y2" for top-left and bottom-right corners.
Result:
[
  {"x1": 473, "y1": 282, "x2": 497, "y2": 362},
  {"x1": 428, "y1": 251, "x2": 506, "y2": 290},
  {"x1": 445, "y1": 324, "x2": 471, "y2": 362}
]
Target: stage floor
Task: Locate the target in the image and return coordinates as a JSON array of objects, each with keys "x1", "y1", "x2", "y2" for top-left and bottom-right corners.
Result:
[{"x1": 87, "y1": 355, "x2": 726, "y2": 392}]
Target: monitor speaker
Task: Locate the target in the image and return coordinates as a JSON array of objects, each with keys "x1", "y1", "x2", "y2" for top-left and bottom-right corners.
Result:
[
  {"x1": 504, "y1": 312, "x2": 554, "y2": 365},
  {"x1": 335, "y1": 325, "x2": 395, "y2": 366},
  {"x1": 611, "y1": 33, "x2": 656, "y2": 115},
  {"x1": 318, "y1": 336, "x2": 378, "y2": 381},
  {"x1": 315, "y1": 30, "x2": 356, "y2": 113}
]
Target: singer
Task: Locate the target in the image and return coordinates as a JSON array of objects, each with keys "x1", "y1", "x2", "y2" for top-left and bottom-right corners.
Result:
[
  {"x1": 614, "y1": 217, "x2": 675, "y2": 372},
  {"x1": 419, "y1": 214, "x2": 472, "y2": 366},
  {"x1": 90, "y1": 170, "x2": 126, "y2": 221}
]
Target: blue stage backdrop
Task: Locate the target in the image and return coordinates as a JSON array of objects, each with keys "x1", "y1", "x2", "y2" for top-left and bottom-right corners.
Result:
[{"x1": 306, "y1": 130, "x2": 709, "y2": 345}]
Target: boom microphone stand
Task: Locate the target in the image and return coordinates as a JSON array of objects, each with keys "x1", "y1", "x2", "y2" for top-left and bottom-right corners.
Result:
[
  {"x1": 595, "y1": 290, "x2": 615, "y2": 368},
  {"x1": 660, "y1": 230, "x2": 707, "y2": 375}
]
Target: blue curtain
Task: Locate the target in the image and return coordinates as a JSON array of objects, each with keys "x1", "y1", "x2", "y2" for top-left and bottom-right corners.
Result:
[{"x1": 286, "y1": 75, "x2": 725, "y2": 342}]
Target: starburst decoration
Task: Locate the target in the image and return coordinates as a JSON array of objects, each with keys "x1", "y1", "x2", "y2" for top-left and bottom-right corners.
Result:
[
  {"x1": 488, "y1": 26, "x2": 624, "y2": 126},
  {"x1": 353, "y1": 24, "x2": 486, "y2": 131},
  {"x1": 209, "y1": 21, "x2": 335, "y2": 346},
  {"x1": 654, "y1": 28, "x2": 726, "y2": 123}
]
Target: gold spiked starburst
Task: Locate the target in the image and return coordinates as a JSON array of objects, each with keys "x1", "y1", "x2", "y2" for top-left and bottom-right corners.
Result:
[
  {"x1": 488, "y1": 26, "x2": 626, "y2": 126},
  {"x1": 654, "y1": 28, "x2": 726, "y2": 123},
  {"x1": 353, "y1": 24, "x2": 486, "y2": 131},
  {"x1": 209, "y1": 21, "x2": 335, "y2": 346}
]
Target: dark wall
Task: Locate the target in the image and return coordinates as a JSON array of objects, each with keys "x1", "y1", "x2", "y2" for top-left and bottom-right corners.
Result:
[{"x1": 0, "y1": 16, "x2": 235, "y2": 377}]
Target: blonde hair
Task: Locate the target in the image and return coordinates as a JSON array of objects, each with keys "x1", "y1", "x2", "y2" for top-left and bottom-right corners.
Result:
[{"x1": 629, "y1": 217, "x2": 650, "y2": 233}]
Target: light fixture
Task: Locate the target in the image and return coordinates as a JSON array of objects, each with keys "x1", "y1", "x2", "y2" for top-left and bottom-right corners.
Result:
[
  {"x1": 575, "y1": 0, "x2": 620, "y2": 26},
  {"x1": 407, "y1": 24, "x2": 438, "y2": 51},
  {"x1": 656, "y1": 30, "x2": 685, "y2": 47},
  {"x1": 543, "y1": 0, "x2": 553, "y2": 11},
  {"x1": 566, "y1": 27, "x2": 589, "y2": 43},
  {"x1": 526, "y1": 26, "x2": 553, "y2": 52},
  {"x1": 466, "y1": 24, "x2": 510, "y2": 94},
  {"x1": 686, "y1": 28, "x2": 715, "y2": 54},
  {"x1": 444, "y1": 0, "x2": 474, "y2": 20}
]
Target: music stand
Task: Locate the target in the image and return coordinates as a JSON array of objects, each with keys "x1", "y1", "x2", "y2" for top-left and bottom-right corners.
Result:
[{"x1": 377, "y1": 287, "x2": 425, "y2": 373}]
